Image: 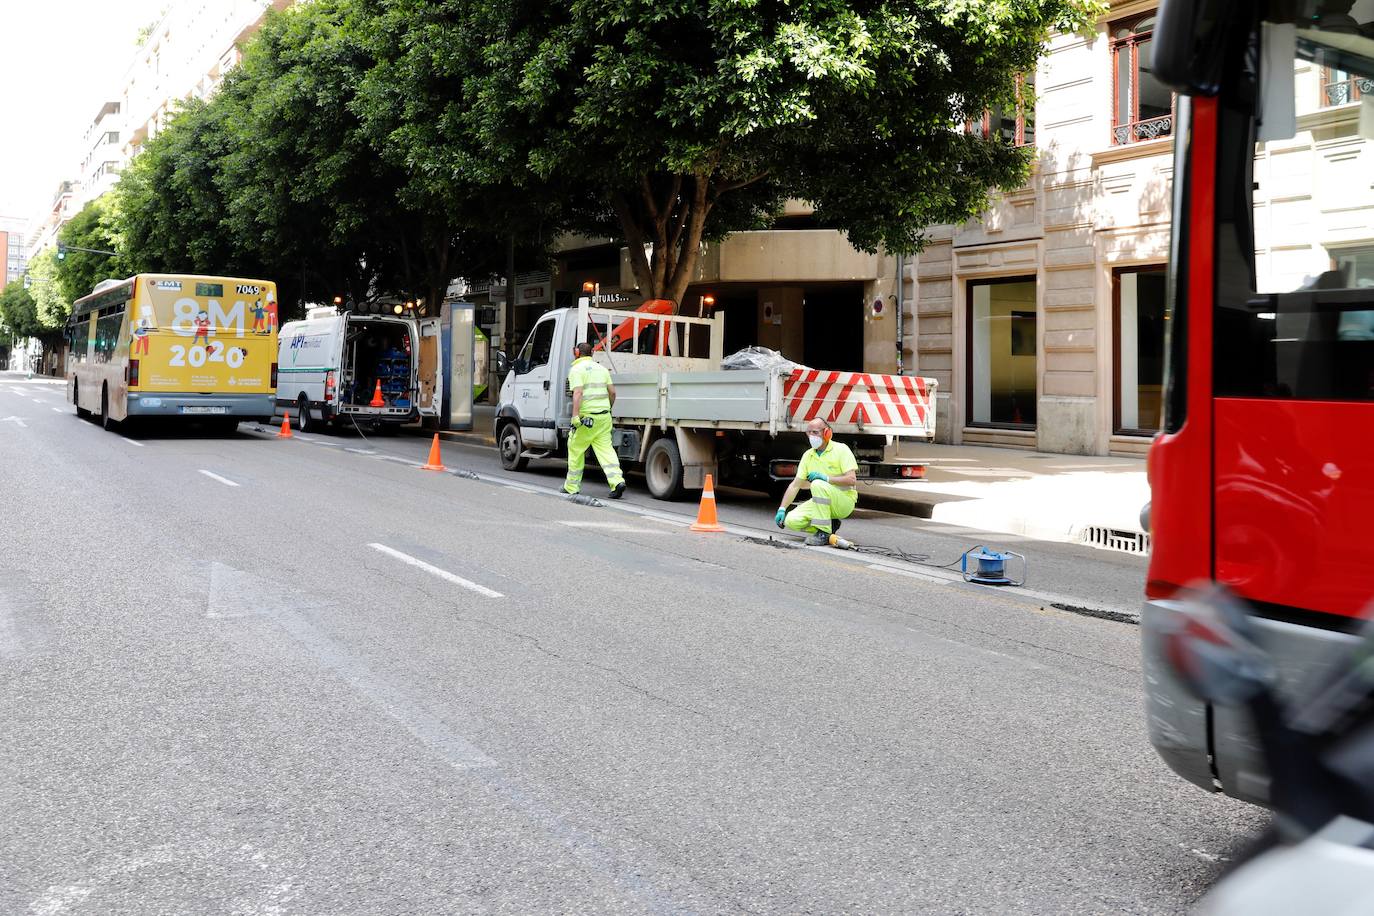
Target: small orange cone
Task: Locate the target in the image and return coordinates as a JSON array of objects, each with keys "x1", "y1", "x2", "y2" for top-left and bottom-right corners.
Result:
[
  {"x1": 690, "y1": 473, "x2": 725, "y2": 532},
  {"x1": 277, "y1": 411, "x2": 292, "y2": 439},
  {"x1": 370, "y1": 380, "x2": 385, "y2": 408},
  {"x1": 420, "y1": 433, "x2": 447, "y2": 471}
]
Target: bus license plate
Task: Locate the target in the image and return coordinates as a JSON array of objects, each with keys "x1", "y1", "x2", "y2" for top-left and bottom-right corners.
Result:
[{"x1": 181, "y1": 406, "x2": 228, "y2": 415}]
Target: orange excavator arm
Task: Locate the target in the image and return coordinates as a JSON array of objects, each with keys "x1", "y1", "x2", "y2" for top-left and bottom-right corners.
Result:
[{"x1": 592, "y1": 298, "x2": 677, "y2": 356}]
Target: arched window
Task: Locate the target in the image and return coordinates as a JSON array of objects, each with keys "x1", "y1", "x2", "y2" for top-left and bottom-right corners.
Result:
[{"x1": 1111, "y1": 13, "x2": 1174, "y2": 144}]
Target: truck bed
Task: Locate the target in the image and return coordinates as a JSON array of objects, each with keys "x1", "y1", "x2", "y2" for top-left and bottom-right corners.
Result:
[{"x1": 607, "y1": 366, "x2": 937, "y2": 438}]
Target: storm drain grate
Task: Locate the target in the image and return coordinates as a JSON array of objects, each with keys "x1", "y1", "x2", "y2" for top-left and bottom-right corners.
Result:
[{"x1": 1080, "y1": 526, "x2": 1151, "y2": 556}]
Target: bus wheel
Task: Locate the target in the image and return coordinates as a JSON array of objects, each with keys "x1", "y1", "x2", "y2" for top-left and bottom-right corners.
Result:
[
  {"x1": 100, "y1": 385, "x2": 118, "y2": 432},
  {"x1": 645, "y1": 437, "x2": 685, "y2": 500},
  {"x1": 296, "y1": 395, "x2": 312, "y2": 433},
  {"x1": 73, "y1": 380, "x2": 90, "y2": 419}
]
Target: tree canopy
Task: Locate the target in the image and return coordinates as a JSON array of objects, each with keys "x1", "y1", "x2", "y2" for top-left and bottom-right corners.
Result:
[
  {"x1": 111, "y1": 0, "x2": 1100, "y2": 313},
  {"x1": 0, "y1": 281, "x2": 44, "y2": 341},
  {"x1": 55, "y1": 197, "x2": 131, "y2": 316},
  {"x1": 113, "y1": 0, "x2": 554, "y2": 316},
  {"x1": 364, "y1": 0, "x2": 1101, "y2": 307}
]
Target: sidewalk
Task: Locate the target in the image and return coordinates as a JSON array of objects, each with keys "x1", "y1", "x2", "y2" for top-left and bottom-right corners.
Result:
[
  {"x1": 870, "y1": 441, "x2": 1149, "y2": 546},
  {"x1": 427, "y1": 408, "x2": 1150, "y2": 548}
]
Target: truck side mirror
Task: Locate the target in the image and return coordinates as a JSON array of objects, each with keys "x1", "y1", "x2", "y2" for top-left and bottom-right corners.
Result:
[{"x1": 494, "y1": 349, "x2": 511, "y2": 376}]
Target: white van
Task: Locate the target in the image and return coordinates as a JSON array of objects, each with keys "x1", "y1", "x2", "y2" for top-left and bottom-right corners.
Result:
[{"x1": 277, "y1": 305, "x2": 443, "y2": 431}]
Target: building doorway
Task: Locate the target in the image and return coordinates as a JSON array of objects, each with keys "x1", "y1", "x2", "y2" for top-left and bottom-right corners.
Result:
[
  {"x1": 1114, "y1": 266, "x2": 1167, "y2": 435},
  {"x1": 967, "y1": 277, "x2": 1038, "y2": 428}
]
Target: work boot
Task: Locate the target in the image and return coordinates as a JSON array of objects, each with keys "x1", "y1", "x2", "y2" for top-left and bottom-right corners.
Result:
[
  {"x1": 609, "y1": 482, "x2": 626, "y2": 500},
  {"x1": 805, "y1": 531, "x2": 832, "y2": 547},
  {"x1": 830, "y1": 518, "x2": 841, "y2": 534}
]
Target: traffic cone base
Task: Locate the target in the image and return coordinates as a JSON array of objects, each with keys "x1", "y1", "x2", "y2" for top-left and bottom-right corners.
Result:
[
  {"x1": 690, "y1": 473, "x2": 725, "y2": 532},
  {"x1": 420, "y1": 433, "x2": 447, "y2": 471},
  {"x1": 277, "y1": 412, "x2": 292, "y2": 438},
  {"x1": 370, "y1": 380, "x2": 385, "y2": 408}
]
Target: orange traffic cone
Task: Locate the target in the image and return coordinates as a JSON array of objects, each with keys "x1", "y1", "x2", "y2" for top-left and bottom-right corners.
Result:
[
  {"x1": 277, "y1": 411, "x2": 292, "y2": 439},
  {"x1": 690, "y1": 474, "x2": 725, "y2": 532},
  {"x1": 420, "y1": 433, "x2": 447, "y2": 471},
  {"x1": 370, "y1": 380, "x2": 385, "y2": 408}
]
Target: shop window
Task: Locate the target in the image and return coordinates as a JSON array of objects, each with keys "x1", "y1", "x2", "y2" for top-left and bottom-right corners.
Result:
[
  {"x1": 967, "y1": 278, "x2": 1037, "y2": 428},
  {"x1": 1321, "y1": 66, "x2": 1374, "y2": 107},
  {"x1": 1114, "y1": 266, "x2": 1167, "y2": 435},
  {"x1": 1111, "y1": 13, "x2": 1174, "y2": 145},
  {"x1": 968, "y1": 74, "x2": 1035, "y2": 147}
]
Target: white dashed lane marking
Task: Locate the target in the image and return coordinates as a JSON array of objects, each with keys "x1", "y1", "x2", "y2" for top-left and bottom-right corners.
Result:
[
  {"x1": 198, "y1": 470, "x2": 240, "y2": 487},
  {"x1": 368, "y1": 543, "x2": 504, "y2": 599}
]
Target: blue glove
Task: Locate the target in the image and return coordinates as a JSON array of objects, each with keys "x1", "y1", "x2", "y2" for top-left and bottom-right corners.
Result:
[
  {"x1": 806, "y1": 471, "x2": 828, "y2": 483},
  {"x1": 774, "y1": 508, "x2": 787, "y2": 528}
]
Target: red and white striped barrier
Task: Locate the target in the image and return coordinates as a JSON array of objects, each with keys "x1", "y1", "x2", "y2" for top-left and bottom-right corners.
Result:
[{"x1": 782, "y1": 368, "x2": 937, "y2": 434}]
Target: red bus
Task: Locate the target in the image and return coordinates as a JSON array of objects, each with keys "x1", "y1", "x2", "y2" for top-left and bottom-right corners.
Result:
[{"x1": 1144, "y1": 0, "x2": 1374, "y2": 804}]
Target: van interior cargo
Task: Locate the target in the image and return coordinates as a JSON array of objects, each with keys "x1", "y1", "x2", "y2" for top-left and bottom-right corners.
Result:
[{"x1": 343, "y1": 320, "x2": 413, "y2": 408}]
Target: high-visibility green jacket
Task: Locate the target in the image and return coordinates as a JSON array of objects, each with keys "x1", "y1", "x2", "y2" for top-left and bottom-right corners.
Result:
[
  {"x1": 568, "y1": 356, "x2": 613, "y2": 415},
  {"x1": 798, "y1": 442, "x2": 858, "y2": 491}
]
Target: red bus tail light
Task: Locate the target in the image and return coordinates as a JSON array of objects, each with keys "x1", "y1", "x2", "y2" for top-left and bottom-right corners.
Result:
[
  {"x1": 127, "y1": 359, "x2": 139, "y2": 387},
  {"x1": 270, "y1": 362, "x2": 278, "y2": 388}
]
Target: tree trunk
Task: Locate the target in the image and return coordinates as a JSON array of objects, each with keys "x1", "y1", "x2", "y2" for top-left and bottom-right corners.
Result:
[{"x1": 612, "y1": 171, "x2": 713, "y2": 314}]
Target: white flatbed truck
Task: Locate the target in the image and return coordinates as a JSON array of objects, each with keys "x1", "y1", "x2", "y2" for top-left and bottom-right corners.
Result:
[{"x1": 495, "y1": 303, "x2": 938, "y2": 499}]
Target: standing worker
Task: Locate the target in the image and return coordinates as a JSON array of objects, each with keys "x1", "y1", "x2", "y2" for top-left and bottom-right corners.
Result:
[
  {"x1": 564, "y1": 341, "x2": 626, "y2": 499},
  {"x1": 775, "y1": 418, "x2": 859, "y2": 546}
]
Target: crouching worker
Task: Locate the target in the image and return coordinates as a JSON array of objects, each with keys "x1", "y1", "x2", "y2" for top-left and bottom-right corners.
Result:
[{"x1": 774, "y1": 418, "x2": 858, "y2": 546}]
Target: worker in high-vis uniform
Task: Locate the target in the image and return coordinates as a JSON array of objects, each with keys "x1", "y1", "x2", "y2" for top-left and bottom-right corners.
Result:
[
  {"x1": 564, "y1": 341, "x2": 627, "y2": 499},
  {"x1": 775, "y1": 417, "x2": 859, "y2": 546}
]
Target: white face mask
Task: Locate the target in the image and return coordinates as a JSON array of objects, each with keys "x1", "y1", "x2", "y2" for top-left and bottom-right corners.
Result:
[{"x1": 808, "y1": 434, "x2": 824, "y2": 449}]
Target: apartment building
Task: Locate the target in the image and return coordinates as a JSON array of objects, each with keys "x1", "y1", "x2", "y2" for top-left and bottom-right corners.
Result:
[
  {"x1": 120, "y1": 0, "x2": 294, "y2": 164},
  {"x1": 1, "y1": 216, "x2": 29, "y2": 291},
  {"x1": 902, "y1": 0, "x2": 1374, "y2": 456},
  {"x1": 78, "y1": 101, "x2": 124, "y2": 207},
  {"x1": 23, "y1": 0, "x2": 294, "y2": 259},
  {"x1": 25, "y1": 182, "x2": 77, "y2": 259}
]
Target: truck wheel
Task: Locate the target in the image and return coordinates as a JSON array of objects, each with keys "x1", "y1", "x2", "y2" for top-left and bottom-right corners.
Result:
[
  {"x1": 645, "y1": 437, "x2": 685, "y2": 500},
  {"x1": 297, "y1": 394, "x2": 312, "y2": 432},
  {"x1": 499, "y1": 422, "x2": 528, "y2": 471}
]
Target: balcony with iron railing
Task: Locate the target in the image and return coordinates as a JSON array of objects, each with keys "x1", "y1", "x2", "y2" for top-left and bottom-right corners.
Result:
[
  {"x1": 1112, "y1": 113, "x2": 1174, "y2": 146},
  {"x1": 1323, "y1": 75, "x2": 1374, "y2": 107}
]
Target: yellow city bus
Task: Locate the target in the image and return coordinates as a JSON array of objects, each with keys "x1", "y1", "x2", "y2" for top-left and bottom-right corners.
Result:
[{"x1": 67, "y1": 274, "x2": 279, "y2": 432}]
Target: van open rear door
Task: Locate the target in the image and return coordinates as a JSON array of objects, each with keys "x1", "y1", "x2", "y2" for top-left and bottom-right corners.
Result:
[{"x1": 416, "y1": 317, "x2": 442, "y2": 417}]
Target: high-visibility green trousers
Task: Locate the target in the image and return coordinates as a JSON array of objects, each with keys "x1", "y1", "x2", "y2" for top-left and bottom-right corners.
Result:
[
  {"x1": 564, "y1": 413, "x2": 624, "y2": 494},
  {"x1": 784, "y1": 480, "x2": 857, "y2": 534}
]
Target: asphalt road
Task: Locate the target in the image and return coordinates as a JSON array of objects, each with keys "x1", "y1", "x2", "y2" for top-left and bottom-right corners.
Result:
[{"x1": 0, "y1": 372, "x2": 1265, "y2": 914}]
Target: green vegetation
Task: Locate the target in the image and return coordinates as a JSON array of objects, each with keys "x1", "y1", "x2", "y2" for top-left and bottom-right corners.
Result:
[{"x1": 105, "y1": 0, "x2": 1100, "y2": 312}]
